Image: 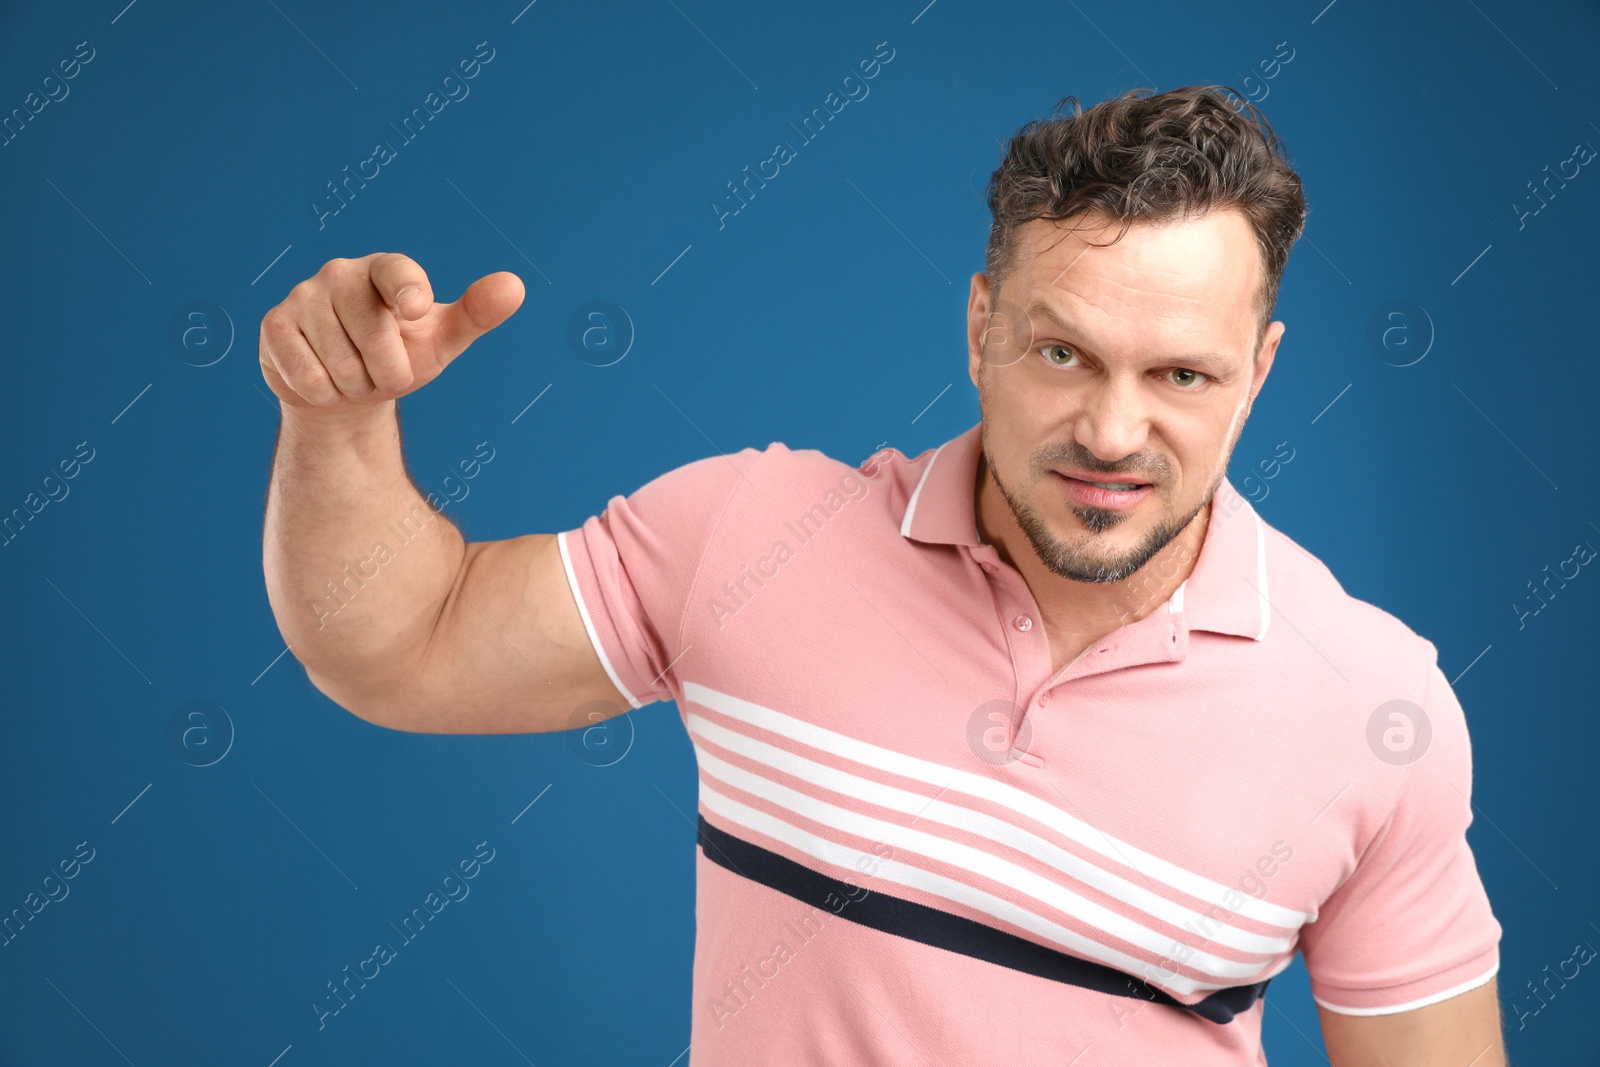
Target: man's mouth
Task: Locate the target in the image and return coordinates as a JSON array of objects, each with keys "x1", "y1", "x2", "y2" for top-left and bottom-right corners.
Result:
[{"x1": 1054, "y1": 470, "x2": 1151, "y2": 492}]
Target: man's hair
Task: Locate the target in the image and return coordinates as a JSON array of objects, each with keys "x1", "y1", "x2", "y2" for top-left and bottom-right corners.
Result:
[{"x1": 984, "y1": 85, "x2": 1308, "y2": 344}]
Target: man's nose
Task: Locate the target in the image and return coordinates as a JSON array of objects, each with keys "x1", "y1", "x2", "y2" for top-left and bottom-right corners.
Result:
[{"x1": 1072, "y1": 377, "x2": 1151, "y2": 461}]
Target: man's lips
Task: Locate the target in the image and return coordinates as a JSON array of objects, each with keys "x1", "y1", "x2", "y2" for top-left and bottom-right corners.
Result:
[
  {"x1": 1051, "y1": 471, "x2": 1155, "y2": 510},
  {"x1": 1053, "y1": 469, "x2": 1152, "y2": 488}
]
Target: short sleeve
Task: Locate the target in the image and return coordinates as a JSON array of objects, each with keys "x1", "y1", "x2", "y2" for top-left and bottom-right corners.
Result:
[
  {"x1": 555, "y1": 449, "x2": 751, "y2": 709},
  {"x1": 1298, "y1": 645, "x2": 1503, "y2": 1014}
]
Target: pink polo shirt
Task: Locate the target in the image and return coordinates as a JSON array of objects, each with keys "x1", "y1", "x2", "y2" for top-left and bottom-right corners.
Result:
[{"x1": 556, "y1": 420, "x2": 1501, "y2": 1065}]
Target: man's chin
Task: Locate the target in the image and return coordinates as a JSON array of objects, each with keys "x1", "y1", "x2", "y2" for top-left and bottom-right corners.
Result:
[
  {"x1": 1073, "y1": 508, "x2": 1135, "y2": 532},
  {"x1": 1026, "y1": 520, "x2": 1144, "y2": 578},
  {"x1": 1035, "y1": 549, "x2": 1148, "y2": 585}
]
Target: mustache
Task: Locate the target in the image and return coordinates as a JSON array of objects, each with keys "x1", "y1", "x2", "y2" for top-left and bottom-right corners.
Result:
[{"x1": 1037, "y1": 453, "x2": 1167, "y2": 481}]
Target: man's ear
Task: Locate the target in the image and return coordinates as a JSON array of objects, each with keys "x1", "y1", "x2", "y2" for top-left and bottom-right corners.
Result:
[
  {"x1": 967, "y1": 272, "x2": 991, "y2": 389},
  {"x1": 1251, "y1": 320, "x2": 1284, "y2": 405}
]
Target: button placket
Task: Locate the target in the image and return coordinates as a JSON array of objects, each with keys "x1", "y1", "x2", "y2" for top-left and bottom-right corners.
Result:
[
  {"x1": 975, "y1": 547, "x2": 1056, "y2": 765},
  {"x1": 1010, "y1": 601, "x2": 1050, "y2": 760}
]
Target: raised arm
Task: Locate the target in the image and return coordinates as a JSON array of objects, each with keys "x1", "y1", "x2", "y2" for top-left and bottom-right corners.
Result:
[{"x1": 260, "y1": 253, "x2": 629, "y2": 733}]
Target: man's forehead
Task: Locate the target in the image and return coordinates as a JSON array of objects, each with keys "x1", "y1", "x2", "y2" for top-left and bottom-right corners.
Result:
[
  {"x1": 1005, "y1": 212, "x2": 1259, "y2": 309},
  {"x1": 1013, "y1": 217, "x2": 1106, "y2": 288}
]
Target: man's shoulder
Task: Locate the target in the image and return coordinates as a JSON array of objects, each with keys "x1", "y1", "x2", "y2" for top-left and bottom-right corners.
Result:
[
  {"x1": 709, "y1": 437, "x2": 930, "y2": 508},
  {"x1": 1256, "y1": 514, "x2": 1442, "y2": 684},
  {"x1": 626, "y1": 436, "x2": 938, "y2": 535},
  {"x1": 748, "y1": 437, "x2": 936, "y2": 477},
  {"x1": 626, "y1": 439, "x2": 845, "y2": 500}
]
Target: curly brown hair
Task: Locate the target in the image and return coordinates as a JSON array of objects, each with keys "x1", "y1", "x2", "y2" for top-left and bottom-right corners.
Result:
[{"x1": 984, "y1": 85, "x2": 1308, "y2": 344}]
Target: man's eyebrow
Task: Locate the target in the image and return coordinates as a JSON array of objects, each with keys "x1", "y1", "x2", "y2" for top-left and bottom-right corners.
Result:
[{"x1": 1020, "y1": 302, "x2": 1240, "y2": 373}]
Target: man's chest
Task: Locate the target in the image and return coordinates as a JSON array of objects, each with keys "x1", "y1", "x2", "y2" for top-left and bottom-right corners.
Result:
[
  {"x1": 681, "y1": 627, "x2": 1383, "y2": 971},
  {"x1": 678, "y1": 534, "x2": 1400, "y2": 995}
]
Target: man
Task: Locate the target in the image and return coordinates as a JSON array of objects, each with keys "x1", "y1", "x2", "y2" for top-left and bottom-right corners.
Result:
[{"x1": 260, "y1": 85, "x2": 1505, "y2": 1065}]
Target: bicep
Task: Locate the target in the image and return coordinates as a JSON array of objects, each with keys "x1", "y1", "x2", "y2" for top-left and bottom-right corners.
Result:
[
  {"x1": 378, "y1": 532, "x2": 631, "y2": 734},
  {"x1": 1318, "y1": 977, "x2": 1505, "y2": 1067},
  {"x1": 366, "y1": 448, "x2": 761, "y2": 733}
]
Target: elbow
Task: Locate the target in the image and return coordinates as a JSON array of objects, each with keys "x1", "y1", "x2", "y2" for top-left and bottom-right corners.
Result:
[{"x1": 303, "y1": 664, "x2": 427, "y2": 733}]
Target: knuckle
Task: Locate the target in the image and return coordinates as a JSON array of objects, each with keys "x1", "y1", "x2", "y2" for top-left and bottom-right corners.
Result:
[
  {"x1": 300, "y1": 289, "x2": 333, "y2": 316},
  {"x1": 262, "y1": 309, "x2": 297, "y2": 347},
  {"x1": 375, "y1": 368, "x2": 415, "y2": 395},
  {"x1": 300, "y1": 365, "x2": 337, "y2": 398},
  {"x1": 321, "y1": 342, "x2": 361, "y2": 372},
  {"x1": 276, "y1": 343, "x2": 314, "y2": 379},
  {"x1": 314, "y1": 259, "x2": 350, "y2": 285},
  {"x1": 285, "y1": 366, "x2": 322, "y2": 400},
  {"x1": 359, "y1": 322, "x2": 395, "y2": 353},
  {"x1": 289, "y1": 279, "x2": 326, "y2": 309}
]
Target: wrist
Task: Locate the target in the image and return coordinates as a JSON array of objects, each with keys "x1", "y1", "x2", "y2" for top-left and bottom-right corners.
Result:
[{"x1": 278, "y1": 398, "x2": 398, "y2": 446}]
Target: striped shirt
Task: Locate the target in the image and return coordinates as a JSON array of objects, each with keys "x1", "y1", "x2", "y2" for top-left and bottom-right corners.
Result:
[{"x1": 556, "y1": 420, "x2": 1501, "y2": 1065}]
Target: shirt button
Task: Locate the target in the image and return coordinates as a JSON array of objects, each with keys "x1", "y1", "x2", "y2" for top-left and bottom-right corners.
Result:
[
  {"x1": 1038, "y1": 691, "x2": 1050, "y2": 707},
  {"x1": 1013, "y1": 615, "x2": 1033, "y2": 632},
  {"x1": 982, "y1": 562, "x2": 998, "y2": 573}
]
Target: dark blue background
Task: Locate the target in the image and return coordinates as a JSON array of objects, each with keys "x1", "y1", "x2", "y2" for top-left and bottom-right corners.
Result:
[{"x1": 2, "y1": 0, "x2": 1597, "y2": 1062}]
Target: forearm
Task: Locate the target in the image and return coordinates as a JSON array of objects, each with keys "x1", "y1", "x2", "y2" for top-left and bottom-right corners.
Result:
[{"x1": 262, "y1": 400, "x2": 465, "y2": 711}]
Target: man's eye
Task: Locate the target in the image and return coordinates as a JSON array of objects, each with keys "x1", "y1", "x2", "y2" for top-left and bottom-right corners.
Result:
[
  {"x1": 1169, "y1": 368, "x2": 1208, "y2": 388},
  {"x1": 1040, "y1": 343, "x2": 1078, "y2": 366}
]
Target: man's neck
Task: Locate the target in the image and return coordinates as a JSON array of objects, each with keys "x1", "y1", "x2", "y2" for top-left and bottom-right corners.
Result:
[{"x1": 974, "y1": 450, "x2": 1210, "y2": 652}]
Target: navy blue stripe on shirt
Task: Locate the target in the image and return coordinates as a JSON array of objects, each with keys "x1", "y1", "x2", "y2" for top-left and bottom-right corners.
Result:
[{"x1": 696, "y1": 813, "x2": 1271, "y2": 1025}]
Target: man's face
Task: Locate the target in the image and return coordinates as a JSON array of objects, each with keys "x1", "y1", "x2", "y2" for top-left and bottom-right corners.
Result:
[{"x1": 965, "y1": 208, "x2": 1284, "y2": 584}]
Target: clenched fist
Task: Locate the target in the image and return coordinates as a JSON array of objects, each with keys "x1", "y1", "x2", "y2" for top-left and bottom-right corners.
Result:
[{"x1": 259, "y1": 253, "x2": 525, "y2": 418}]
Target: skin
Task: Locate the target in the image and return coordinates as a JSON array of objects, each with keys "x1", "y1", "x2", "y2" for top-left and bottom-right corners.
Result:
[
  {"x1": 967, "y1": 207, "x2": 1506, "y2": 1063},
  {"x1": 258, "y1": 254, "x2": 626, "y2": 735},
  {"x1": 261, "y1": 221, "x2": 1505, "y2": 1062},
  {"x1": 1317, "y1": 981, "x2": 1506, "y2": 1066},
  {"x1": 965, "y1": 208, "x2": 1280, "y2": 673}
]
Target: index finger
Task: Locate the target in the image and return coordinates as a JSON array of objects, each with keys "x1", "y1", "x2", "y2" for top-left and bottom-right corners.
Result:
[{"x1": 368, "y1": 252, "x2": 434, "y2": 321}]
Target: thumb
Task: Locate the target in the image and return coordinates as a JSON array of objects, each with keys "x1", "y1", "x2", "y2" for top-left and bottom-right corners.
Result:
[{"x1": 431, "y1": 271, "x2": 525, "y2": 365}]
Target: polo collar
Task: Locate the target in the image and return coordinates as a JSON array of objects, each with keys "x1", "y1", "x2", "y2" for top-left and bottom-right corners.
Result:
[{"x1": 898, "y1": 421, "x2": 1270, "y2": 641}]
